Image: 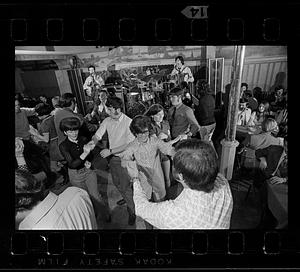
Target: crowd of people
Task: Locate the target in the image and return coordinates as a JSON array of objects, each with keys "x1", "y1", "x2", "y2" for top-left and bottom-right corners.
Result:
[{"x1": 14, "y1": 56, "x2": 288, "y2": 230}]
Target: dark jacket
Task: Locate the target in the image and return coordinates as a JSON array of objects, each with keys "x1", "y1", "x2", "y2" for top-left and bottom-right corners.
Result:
[
  {"x1": 167, "y1": 103, "x2": 200, "y2": 139},
  {"x1": 195, "y1": 94, "x2": 216, "y2": 126}
]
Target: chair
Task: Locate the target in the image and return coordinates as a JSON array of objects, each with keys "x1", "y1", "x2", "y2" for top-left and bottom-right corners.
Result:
[{"x1": 232, "y1": 148, "x2": 256, "y2": 201}]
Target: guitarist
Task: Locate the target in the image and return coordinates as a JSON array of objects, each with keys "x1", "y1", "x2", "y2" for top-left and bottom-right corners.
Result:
[
  {"x1": 83, "y1": 65, "x2": 105, "y2": 112},
  {"x1": 170, "y1": 56, "x2": 194, "y2": 86}
]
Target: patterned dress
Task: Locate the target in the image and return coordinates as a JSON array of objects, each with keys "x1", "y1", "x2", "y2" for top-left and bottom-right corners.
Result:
[{"x1": 120, "y1": 136, "x2": 175, "y2": 201}]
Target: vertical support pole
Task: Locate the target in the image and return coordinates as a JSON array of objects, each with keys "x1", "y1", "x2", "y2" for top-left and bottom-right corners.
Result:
[{"x1": 220, "y1": 46, "x2": 246, "y2": 180}]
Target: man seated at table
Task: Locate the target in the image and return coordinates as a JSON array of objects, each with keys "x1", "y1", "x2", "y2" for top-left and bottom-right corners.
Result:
[
  {"x1": 237, "y1": 98, "x2": 252, "y2": 126},
  {"x1": 124, "y1": 139, "x2": 233, "y2": 229}
]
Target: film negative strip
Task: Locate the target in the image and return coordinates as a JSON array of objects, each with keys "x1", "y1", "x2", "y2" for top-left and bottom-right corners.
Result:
[{"x1": 1, "y1": 1, "x2": 299, "y2": 270}]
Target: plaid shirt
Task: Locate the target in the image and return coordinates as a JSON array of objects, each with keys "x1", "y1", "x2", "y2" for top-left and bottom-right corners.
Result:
[{"x1": 133, "y1": 173, "x2": 233, "y2": 229}]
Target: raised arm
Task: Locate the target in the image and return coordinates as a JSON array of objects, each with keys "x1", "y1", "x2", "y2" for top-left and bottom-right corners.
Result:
[
  {"x1": 133, "y1": 177, "x2": 186, "y2": 229},
  {"x1": 155, "y1": 137, "x2": 176, "y2": 157},
  {"x1": 92, "y1": 118, "x2": 108, "y2": 144}
]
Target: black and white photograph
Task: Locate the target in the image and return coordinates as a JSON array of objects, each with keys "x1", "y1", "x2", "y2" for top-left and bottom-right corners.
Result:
[{"x1": 15, "y1": 45, "x2": 288, "y2": 230}]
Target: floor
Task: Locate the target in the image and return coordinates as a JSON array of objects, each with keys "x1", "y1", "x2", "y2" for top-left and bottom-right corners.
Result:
[{"x1": 47, "y1": 111, "x2": 279, "y2": 229}]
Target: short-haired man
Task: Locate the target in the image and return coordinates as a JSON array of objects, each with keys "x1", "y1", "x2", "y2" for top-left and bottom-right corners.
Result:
[
  {"x1": 92, "y1": 96, "x2": 136, "y2": 225},
  {"x1": 15, "y1": 169, "x2": 97, "y2": 230},
  {"x1": 237, "y1": 98, "x2": 252, "y2": 126},
  {"x1": 83, "y1": 65, "x2": 105, "y2": 94},
  {"x1": 167, "y1": 87, "x2": 200, "y2": 139},
  {"x1": 126, "y1": 139, "x2": 233, "y2": 229},
  {"x1": 83, "y1": 65, "x2": 105, "y2": 112}
]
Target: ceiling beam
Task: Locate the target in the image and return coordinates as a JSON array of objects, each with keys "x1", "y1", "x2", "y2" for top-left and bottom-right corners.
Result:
[{"x1": 15, "y1": 53, "x2": 68, "y2": 61}]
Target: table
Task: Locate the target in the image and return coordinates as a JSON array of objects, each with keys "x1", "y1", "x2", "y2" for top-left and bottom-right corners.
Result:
[
  {"x1": 236, "y1": 125, "x2": 262, "y2": 136},
  {"x1": 267, "y1": 182, "x2": 288, "y2": 229}
]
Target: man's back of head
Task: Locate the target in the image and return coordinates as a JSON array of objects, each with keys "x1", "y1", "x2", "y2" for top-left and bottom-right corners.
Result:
[
  {"x1": 15, "y1": 169, "x2": 45, "y2": 210},
  {"x1": 173, "y1": 139, "x2": 218, "y2": 193},
  {"x1": 60, "y1": 93, "x2": 76, "y2": 109}
]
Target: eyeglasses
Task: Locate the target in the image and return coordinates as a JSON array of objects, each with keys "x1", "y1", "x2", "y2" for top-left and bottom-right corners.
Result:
[
  {"x1": 107, "y1": 107, "x2": 116, "y2": 112},
  {"x1": 138, "y1": 130, "x2": 149, "y2": 136}
]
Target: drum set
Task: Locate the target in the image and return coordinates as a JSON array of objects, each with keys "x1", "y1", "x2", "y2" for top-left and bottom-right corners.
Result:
[
  {"x1": 85, "y1": 68, "x2": 191, "y2": 118},
  {"x1": 134, "y1": 69, "x2": 176, "y2": 107}
]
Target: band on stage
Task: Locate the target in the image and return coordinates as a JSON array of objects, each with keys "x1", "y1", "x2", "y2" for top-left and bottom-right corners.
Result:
[{"x1": 81, "y1": 56, "x2": 197, "y2": 117}]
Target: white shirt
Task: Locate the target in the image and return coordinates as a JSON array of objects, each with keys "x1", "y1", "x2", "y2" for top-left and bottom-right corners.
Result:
[
  {"x1": 94, "y1": 113, "x2": 135, "y2": 151},
  {"x1": 170, "y1": 65, "x2": 194, "y2": 83},
  {"x1": 18, "y1": 187, "x2": 97, "y2": 230},
  {"x1": 133, "y1": 173, "x2": 233, "y2": 229},
  {"x1": 83, "y1": 74, "x2": 105, "y2": 90},
  {"x1": 237, "y1": 108, "x2": 252, "y2": 126}
]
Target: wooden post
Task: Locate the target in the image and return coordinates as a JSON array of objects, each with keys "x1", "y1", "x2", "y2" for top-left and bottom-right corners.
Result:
[
  {"x1": 220, "y1": 46, "x2": 246, "y2": 180},
  {"x1": 226, "y1": 46, "x2": 246, "y2": 141}
]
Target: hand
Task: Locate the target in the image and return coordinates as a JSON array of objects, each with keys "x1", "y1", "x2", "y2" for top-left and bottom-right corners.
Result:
[
  {"x1": 173, "y1": 134, "x2": 183, "y2": 142},
  {"x1": 259, "y1": 157, "x2": 267, "y2": 170},
  {"x1": 83, "y1": 144, "x2": 92, "y2": 154},
  {"x1": 100, "y1": 149, "x2": 111, "y2": 158},
  {"x1": 269, "y1": 176, "x2": 286, "y2": 185},
  {"x1": 179, "y1": 134, "x2": 188, "y2": 141},
  {"x1": 122, "y1": 160, "x2": 139, "y2": 180},
  {"x1": 158, "y1": 132, "x2": 168, "y2": 140},
  {"x1": 85, "y1": 113, "x2": 92, "y2": 121},
  {"x1": 86, "y1": 140, "x2": 96, "y2": 150},
  {"x1": 84, "y1": 160, "x2": 91, "y2": 169},
  {"x1": 29, "y1": 125, "x2": 39, "y2": 136},
  {"x1": 83, "y1": 141, "x2": 95, "y2": 154}
]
